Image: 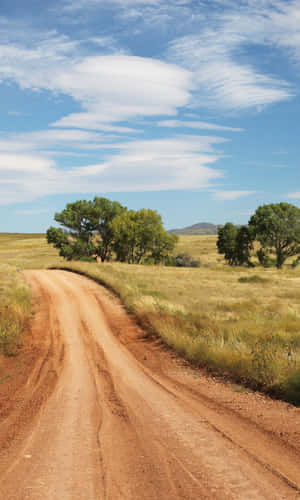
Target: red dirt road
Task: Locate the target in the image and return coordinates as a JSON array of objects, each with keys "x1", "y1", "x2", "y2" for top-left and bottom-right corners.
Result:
[{"x1": 0, "y1": 269, "x2": 299, "y2": 499}]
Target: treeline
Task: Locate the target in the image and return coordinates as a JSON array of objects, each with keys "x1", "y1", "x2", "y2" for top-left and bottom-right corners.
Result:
[
  {"x1": 47, "y1": 197, "x2": 178, "y2": 264},
  {"x1": 217, "y1": 202, "x2": 300, "y2": 269}
]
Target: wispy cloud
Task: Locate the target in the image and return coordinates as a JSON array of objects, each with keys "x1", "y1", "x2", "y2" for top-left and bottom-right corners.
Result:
[
  {"x1": 167, "y1": 33, "x2": 293, "y2": 111},
  {"x1": 158, "y1": 120, "x2": 244, "y2": 132},
  {"x1": 213, "y1": 190, "x2": 256, "y2": 201},
  {"x1": 14, "y1": 209, "x2": 49, "y2": 215},
  {"x1": 287, "y1": 191, "x2": 300, "y2": 199},
  {"x1": 0, "y1": 129, "x2": 111, "y2": 153},
  {"x1": 0, "y1": 26, "x2": 193, "y2": 128},
  {"x1": 51, "y1": 55, "x2": 192, "y2": 127},
  {"x1": 0, "y1": 135, "x2": 224, "y2": 204}
]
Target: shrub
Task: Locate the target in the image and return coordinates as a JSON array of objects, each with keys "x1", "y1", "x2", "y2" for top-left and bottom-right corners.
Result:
[
  {"x1": 238, "y1": 275, "x2": 269, "y2": 284},
  {"x1": 174, "y1": 253, "x2": 200, "y2": 268},
  {"x1": 283, "y1": 369, "x2": 300, "y2": 405},
  {"x1": 256, "y1": 249, "x2": 274, "y2": 268}
]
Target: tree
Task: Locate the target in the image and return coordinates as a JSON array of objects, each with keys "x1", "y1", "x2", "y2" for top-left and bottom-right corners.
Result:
[
  {"x1": 47, "y1": 198, "x2": 176, "y2": 265},
  {"x1": 47, "y1": 197, "x2": 126, "y2": 261},
  {"x1": 217, "y1": 223, "x2": 238, "y2": 265},
  {"x1": 234, "y1": 225, "x2": 254, "y2": 267},
  {"x1": 47, "y1": 200, "x2": 97, "y2": 260},
  {"x1": 110, "y1": 208, "x2": 177, "y2": 264},
  {"x1": 249, "y1": 202, "x2": 300, "y2": 269},
  {"x1": 92, "y1": 197, "x2": 126, "y2": 262},
  {"x1": 217, "y1": 223, "x2": 253, "y2": 266}
]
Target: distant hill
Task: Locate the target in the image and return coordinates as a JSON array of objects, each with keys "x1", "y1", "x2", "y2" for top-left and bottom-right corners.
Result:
[{"x1": 168, "y1": 222, "x2": 218, "y2": 235}]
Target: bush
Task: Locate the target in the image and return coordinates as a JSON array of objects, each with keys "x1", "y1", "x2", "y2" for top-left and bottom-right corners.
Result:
[
  {"x1": 283, "y1": 369, "x2": 300, "y2": 405},
  {"x1": 257, "y1": 249, "x2": 274, "y2": 268},
  {"x1": 291, "y1": 257, "x2": 300, "y2": 268},
  {"x1": 174, "y1": 253, "x2": 200, "y2": 268},
  {"x1": 238, "y1": 275, "x2": 269, "y2": 284}
]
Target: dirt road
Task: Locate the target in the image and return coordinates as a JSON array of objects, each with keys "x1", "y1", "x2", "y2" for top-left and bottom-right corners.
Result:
[{"x1": 0, "y1": 270, "x2": 299, "y2": 499}]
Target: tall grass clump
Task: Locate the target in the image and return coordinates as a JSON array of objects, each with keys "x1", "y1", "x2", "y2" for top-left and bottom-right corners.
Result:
[{"x1": 0, "y1": 267, "x2": 31, "y2": 356}]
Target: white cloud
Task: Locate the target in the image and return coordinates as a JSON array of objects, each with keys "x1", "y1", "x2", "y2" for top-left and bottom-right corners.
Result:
[
  {"x1": 0, "y1": 136, "x2": 224, "y2": 204},
  {"x1": 0, "y1": 29, "x2": 193, "y2": 128},
  {"x1": 213, "y1": 190, "x2": 256, "y2": 200},
  {"x1": 167, "y1": 34, "x2": 293, "y2": 110},
  {"x1": 158, "y1": 120, "x2": 244, "y2": 131},
  {"x1": 287, "y1": 191, "x2": 300, "y2": 199},
  {"x1": 51, "y1": 55, "x2": 192, "y2": 126},
  {"x1": 0, "y1": 153, "x2": 54, "y2": 173},
  {"x1": 62, "y1": 0, "x2": 161, "y2": 9},
  {"x1": 14, "y1": 209, "x2": 49, "y2": 215},
  {"x1": 0, "y1": 129, "x2": 111, "y2": 153}
]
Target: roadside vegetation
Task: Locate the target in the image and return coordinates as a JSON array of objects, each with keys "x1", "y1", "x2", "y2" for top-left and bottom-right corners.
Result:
[
  {"x1": 0, "y1": 263, "x2": 31, "y2": 357},
  {"x1": 1, "y1": 229, "x2": 300, "y2": 404},
  {"x1": 0, "y1": 233, "x2": 62, "y2": 359},
  {"x1": 55, "y1": 246, "x2": 300, "y2": 405}
]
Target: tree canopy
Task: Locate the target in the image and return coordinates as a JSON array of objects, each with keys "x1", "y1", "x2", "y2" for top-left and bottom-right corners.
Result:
[
  {"x1": 249, "y1": 202, "x2": 300, "y2": 269},
  {"x1": 47, "y1": 198, "x2": 177, "y2": 264},
  {"x1": 217, "y1": 223, "x2": 253, "y2": 266},
  {"x1": 217, "y1": 202, "x2": 300, "y2": 269},
  {"x1": 111, "y1": 208, "x2": 177, "y2": 264}
]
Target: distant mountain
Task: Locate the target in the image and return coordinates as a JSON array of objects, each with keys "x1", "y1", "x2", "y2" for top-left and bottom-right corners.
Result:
[{"x1": 168, "y1": 222, "x2": 218, "y2": 235}]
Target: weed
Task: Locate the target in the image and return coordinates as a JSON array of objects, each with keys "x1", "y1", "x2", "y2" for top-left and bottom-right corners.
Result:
[{"x1": 238, "y1": 275, "x2": 269, "y2": 283}]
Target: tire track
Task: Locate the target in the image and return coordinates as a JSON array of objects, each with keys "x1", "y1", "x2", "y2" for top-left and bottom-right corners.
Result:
[{"x1": 0, "y1": 269, "x2": 299, "y2": 499}]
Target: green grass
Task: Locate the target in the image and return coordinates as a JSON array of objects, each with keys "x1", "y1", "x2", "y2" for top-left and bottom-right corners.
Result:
[{"x1": 1, "y1": 232, "x2": 300, "y2": 404}]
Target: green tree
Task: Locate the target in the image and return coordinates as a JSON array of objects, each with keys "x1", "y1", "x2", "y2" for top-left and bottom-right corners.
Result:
[
  {"x1": 234, "y1": 225, "x2": 254, "y2": 267},
  {"x1": 110, "y1": 209, "x2": 177, "y2": 264},
  {"x1": 217, "y1": 223, "x2": 238, "y2": 265},
  {"x1": 47, "y1": 200, "x2": 97, "y2": 260},
  {"x1": 92, "y1": 197, "x2": 126, "y2": 262},
  {"x1": 249, "y1": 202, "x2": 300, "y2": 269},
  {"x1": 217, "y1": 223, "x2": 253, "y2": 266},
  {"x1": 47, "y1": 197, "x2": 126, "y2": 261}
]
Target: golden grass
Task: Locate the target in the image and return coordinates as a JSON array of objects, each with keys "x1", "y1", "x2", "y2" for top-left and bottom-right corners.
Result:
[
  {"x1": 1, "y1": 232, "x2": 299, "y2": 403},
  {"x1": 0, "y1": 233, "x2": 62, "y2": 357},
  {"x1": 0, "y1": 264, "x2": 31, "y2": 356},
  {"x1": 0, "y1": 233, "x2": 63, "y2": 270},
  {"x1": 55, "y1": 241, "x2": 300, "y2": 403}
]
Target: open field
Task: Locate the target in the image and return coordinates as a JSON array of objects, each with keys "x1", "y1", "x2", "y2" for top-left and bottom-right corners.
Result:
[
  {"x1": 0, "y1": 233, "x2": 62, "y2": 358},
  {"x1": 1, "y1": 232, "x2": 300, "y2": 403},
  {"x1": 0, "y1": 233, "x2": 63, "y2": 270}
]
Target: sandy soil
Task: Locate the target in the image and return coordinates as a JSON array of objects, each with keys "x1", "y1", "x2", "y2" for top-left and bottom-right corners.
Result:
[{"x1": 0, "y1": 269, "x2": 299, "y2": 499}]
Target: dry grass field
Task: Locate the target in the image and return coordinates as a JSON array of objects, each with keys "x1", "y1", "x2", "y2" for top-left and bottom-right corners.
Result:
[
  {"x1": 0, "y1": 233, "x2": 62, "y2": 358},
  {"x1": 1, "y1": 232, "x2": 300, "y2": 403}
]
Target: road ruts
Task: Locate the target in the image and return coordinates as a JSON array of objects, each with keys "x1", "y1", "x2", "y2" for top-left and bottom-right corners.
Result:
[{"x1": 0, "y1": 269, "x2": 299, "y2": 499}]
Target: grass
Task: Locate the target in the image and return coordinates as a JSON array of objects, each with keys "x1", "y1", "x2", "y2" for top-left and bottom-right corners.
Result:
[
  {"x1": 1, "y1": 232, "x2": 300, "y2": 404},
  {"x1": 238, "y1": 275, "x2": 269, "y2": 283},
  {"x1": 0, "y1": 233, "x2": 63, "y2": 270},
  {"x1": 0, "y1": 233, "x2": 61, "y2": 358},
  {"x1": 0, "y1": 264, "x2": 31, "y2": 356}
]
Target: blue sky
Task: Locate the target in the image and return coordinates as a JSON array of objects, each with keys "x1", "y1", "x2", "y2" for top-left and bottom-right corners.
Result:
[{"x1": 0, "y1": 0, "x2": 300, "y2": 232}]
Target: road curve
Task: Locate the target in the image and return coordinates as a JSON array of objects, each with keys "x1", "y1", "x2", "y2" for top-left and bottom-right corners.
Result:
[{"x1": 0, "y1": 269, "x2": 299, "y2": 499}]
